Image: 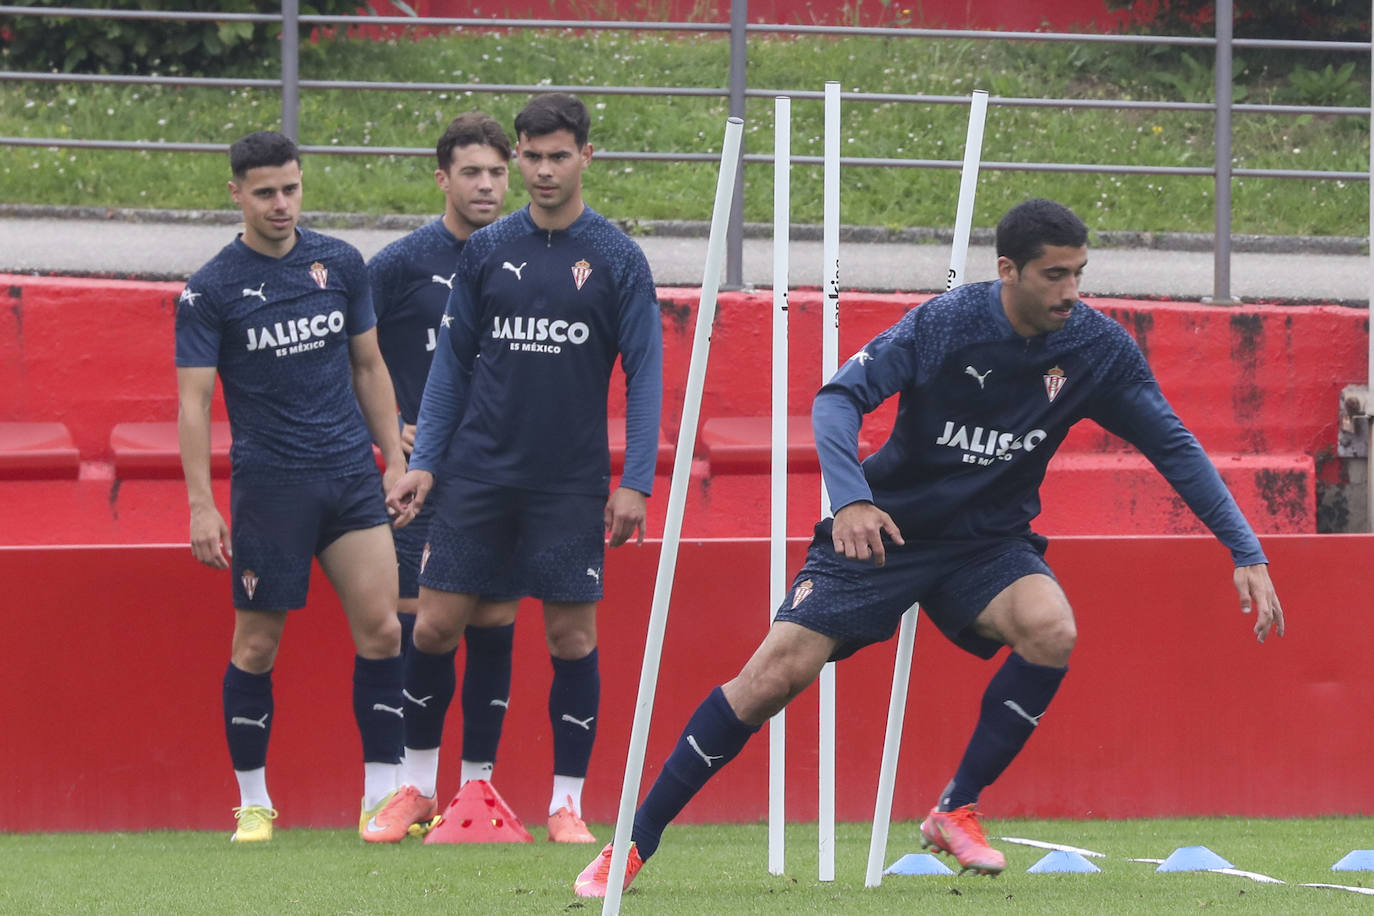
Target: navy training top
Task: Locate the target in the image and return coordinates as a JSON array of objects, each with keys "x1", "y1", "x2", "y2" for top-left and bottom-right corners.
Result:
[
  {"x1": 409, "y1": 205, "x2": 663, "y2": 497},
  {"x1": 174, "y1": 228, "x2": 377, "y2": 485},
  {"x1": 813, "y1": 280, "x2": 1267, "y2": 567},
  {"x1": 367, "y1": 218, "x2": 464, "y2": 425}
]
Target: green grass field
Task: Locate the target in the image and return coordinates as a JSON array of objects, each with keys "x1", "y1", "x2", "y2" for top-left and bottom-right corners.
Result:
[
  {"x1": 4, "y1": 818, "x2": 1371, "y2": 914},
  {"x1": 1, "y1": 30, "x2": 1369, "y2": 236}
]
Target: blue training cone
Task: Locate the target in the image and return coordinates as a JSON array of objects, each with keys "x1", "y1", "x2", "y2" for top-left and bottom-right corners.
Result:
[
  {"x1": 885, "y1": 853, "x2": 956, "y2": 876},
  {"x1": 1027, "y1": 850, "x2": 1102, "y2": 874},
  {"x1": 1156, "y1": 846, "x2": 1234, "y2": 872},
  {"x1": 1332, "y1": 850, "x2": 1374, "y2": 872}
]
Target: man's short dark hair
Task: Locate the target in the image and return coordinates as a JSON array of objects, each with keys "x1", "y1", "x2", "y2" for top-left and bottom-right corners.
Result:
[
  {"x1": 229, "y1": 131, "x2": 299, "y2": 181},
  {"x1": 436, "y1": 112, "x2": 512, "y2": 171},
  {"x1": 995, "y1": 198, "x2": 1089, "y2": 270},
  {"x1": 513, "y1": 93, "x2": 590, "y2": 148}
]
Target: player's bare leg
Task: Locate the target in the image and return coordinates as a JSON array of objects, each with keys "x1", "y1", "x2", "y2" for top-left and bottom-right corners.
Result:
[
  {"x1": 722, "y1": 621, "x2": 836, "y2": 725},
  {"x1": 322, "y1": 524, "x2": 402, "y2": 659}
]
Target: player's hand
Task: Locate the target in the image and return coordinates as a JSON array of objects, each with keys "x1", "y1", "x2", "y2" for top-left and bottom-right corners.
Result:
[
  {"x1": 189, "y1": 503, "x2": 231, "y2": 570},
  {"x1": 1234, "y1": 563, "x2": 1284, "y2": 643},
  {"x1": 400, "y1": 422, "x2": 417, "y2": 456},
  {"x1": 605, "y1": 486, "x2": 647, "y2": 547},
  {"x1": 831, "y1": 501, "x2": 904, "y2": 567},
  {"x1": 381, "y1": 457, "x2": 407, "y2": 502},
  {"x1": 386, "y1": 468, "x2": 433, "y2": 529}
]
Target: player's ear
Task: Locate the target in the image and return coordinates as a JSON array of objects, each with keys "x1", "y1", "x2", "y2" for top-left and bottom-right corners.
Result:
[{"x1": 996, "y1": 256, "x2": 1018, "y2": 285}]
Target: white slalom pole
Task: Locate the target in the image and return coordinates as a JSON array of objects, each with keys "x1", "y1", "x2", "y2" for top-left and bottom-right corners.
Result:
[
  {"x1": 768, "y1": 95, "x2": 791, "y2": 877},
  {"x1": 863, "y1": 608, "x2": 918, "y2": 887},
  {"x1": 865, "y1": 88, "x2": 988, "y2": 889},
  {"x1": 601, "y1": 116, "x2": 745, "y2": 916},
  {"x1": 818, "y1": 78, "x2": 841, "y2": 884},
  {"x1": 946, "y1": 90, "x2": 989, "y2": 292}
]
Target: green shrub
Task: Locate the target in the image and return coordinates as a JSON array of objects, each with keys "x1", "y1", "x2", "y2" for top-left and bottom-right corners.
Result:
[{"x1": 0, "y1": 0, "x2": 372, "y2": 76}]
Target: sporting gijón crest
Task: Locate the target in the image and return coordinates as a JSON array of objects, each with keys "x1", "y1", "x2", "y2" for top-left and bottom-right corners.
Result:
[
  {"x1": 571, "y1": 259, "x2": 592, "y2": 290},
  {"x1": 309, "y1": 261, "x2": 328, "y2": 290},
  {"x1": 1043, "y1": 365, "x2": 1066, "y2": 403}
]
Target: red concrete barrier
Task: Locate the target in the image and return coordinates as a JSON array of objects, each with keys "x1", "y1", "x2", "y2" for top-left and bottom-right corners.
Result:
[
  {"x1": 2, "y1": 535, "x2": 1369, "y2": 833},
  {"x1": 0, "y1": 422, "x2": 80, "y2": 479},
  {"x1": 1, "y1": 276, "x2": 1366, "y2": 542}
]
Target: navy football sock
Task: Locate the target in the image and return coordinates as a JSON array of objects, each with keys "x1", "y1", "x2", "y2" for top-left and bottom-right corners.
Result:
[
  {"x1": 461, "y1": 622, "x2": 515, "y2": 764},
  {"x1": 549, "y1": 649, "x2": 600, "y2": 778},
  {"x1": 403, "y1": 645, "x2": 457, "y2": 750},
  {"x1": 397, "y1": 612, "x2": 416, "y2": 662},
  {"x1": 940, "y1": 652, "x2": 1067, "y2": 811},
  {"x1": 353, "y1": 654, "x2": 405, "y2": 764},
  {"x1": 631, "y1": 686, "x2": 760, "y2": 861},
  {"x1": 223, "y1": 663, "x2": 273, "y2": 771}
]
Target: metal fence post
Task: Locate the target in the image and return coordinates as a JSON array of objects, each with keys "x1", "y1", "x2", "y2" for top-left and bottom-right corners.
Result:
[
  {"x1": 1207, "y1": 0, "x2": 1236, "y2": 304},
  {"x1": 724, "y1": 0, "x2": 746, "y2": 290},
  {"x1": 281, "y1": 0, "x2": 300, "y2": 141}
]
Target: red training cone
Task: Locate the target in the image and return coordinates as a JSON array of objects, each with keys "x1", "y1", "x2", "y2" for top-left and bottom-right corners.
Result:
[{"x1": 424, "y1": 779, "x2": 533, "y2": 844}]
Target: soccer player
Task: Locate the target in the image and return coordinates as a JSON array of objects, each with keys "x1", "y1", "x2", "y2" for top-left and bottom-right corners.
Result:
[
  {"x1": 386, "y1": 93, "x2": 664, "y2": 844},
  {"x1": 571, "y1": 198, "x2": 1286, "y2": 896},
  {"x1": 176, "y1": 130, "x2": 424, "y2": 844},
  {"x1": 367, "y1": 112, "x2": 525, "y2": 813}
]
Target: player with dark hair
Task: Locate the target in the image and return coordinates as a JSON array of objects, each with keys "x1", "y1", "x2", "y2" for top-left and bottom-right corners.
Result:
[
  {"x1": 386, "y1": 93, "x2": 664, "y2": 843},
  {"x1": 367, "y1": 113, "x2": 527, "y2": 830},
  {"x1": 176, "y1": 130, "x2": 419, "y2": 845},
  {"x1": 572, "y1": 197, "x2": 1285, "y2": 896}
]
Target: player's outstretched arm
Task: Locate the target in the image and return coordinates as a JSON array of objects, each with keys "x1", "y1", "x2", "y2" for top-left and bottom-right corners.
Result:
[
  {"x1": 604, "y1": 486, "x2": 647, "y2": 547},
  {"x1": 1234, "y1": 564, "x2": 1284, "y2": 643},
  {"x1": 176, "y1": 366, "x2": 231, "y2": 570},
  {"x1": 831, "y1": 501, "x2": 904, "y2": 567},
  {"x1": 385, "y1": 468, "x2": 434, "y2": 528}
]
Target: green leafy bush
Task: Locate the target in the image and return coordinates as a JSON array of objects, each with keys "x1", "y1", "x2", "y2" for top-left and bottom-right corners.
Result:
[
  {"x1": 1283, "y1": 60, "x2": 1365, "y2": 106},
  {"x1": 0, "y1": 0, "x2": 372, "y2": 75}
]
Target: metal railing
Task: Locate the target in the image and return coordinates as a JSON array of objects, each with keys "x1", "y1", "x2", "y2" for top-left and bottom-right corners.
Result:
[{"x1": 0, "y1": 0, "x2": 1370, "y2": 298}]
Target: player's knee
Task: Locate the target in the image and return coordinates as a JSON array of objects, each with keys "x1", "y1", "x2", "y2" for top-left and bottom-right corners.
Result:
[
  {"x1": 1019, "y1": 615, "x2": 1076, "y2": 667},
  {"x1": 354, "y1": 612, "x2": 402, "y2": 659},
  {"x1": 543, "y1": 602, "x2": 596, "y2": 658},
  {"x1": 730, "y1": 664, "x2": 805, "y2": 725},
  {"x1": 547, "y1": 628, "x2": 596, "y2": 659},
  {"x1": 413, "y1": 615, "x2": 462, "y2": 654},
  {"x1": 231, "y1": 634, "x2": 280, "y2": 673}
]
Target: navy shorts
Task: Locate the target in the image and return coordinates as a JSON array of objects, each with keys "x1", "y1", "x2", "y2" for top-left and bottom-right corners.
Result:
[
  {"x1": 774, "y1": 519, "x2": 1054, "y2": 661},
  {"x1": 394, "y1": 483, "x2": 522, "y2": 602},
  {"x1": 392, "y1": 498, "x2": 434, "y2": 601},
  {"x1": 229, "y1": 469, "x2": 391, "y2": 611},
  {"x1": 418, "y1": 476, "x2": 605, "y2": 603}
]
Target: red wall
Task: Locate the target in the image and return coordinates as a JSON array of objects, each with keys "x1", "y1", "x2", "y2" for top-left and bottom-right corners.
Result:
[
  {"x1": 2, "y1": 535, "x2": 1370, "y2": 833},
  {"x1": 392, "y1": 1, "x2": 1139, "y2": 32},
  {"x1": 1, "y1": 276, "x2": 1367, "y2": 543}
]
